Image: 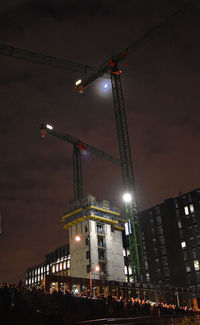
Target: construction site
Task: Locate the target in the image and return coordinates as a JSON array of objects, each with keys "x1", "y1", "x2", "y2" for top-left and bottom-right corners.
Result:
[{"x1": 1, "y1": 1, "x2": 200, "y2": 318}]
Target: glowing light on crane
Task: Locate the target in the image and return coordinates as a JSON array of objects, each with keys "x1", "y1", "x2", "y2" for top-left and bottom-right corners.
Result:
[
  {"x1": 75, "y1": 79, "x2": 82, "y2": 86},
  {"x1": 46, "y1": 124, "x2": 53, "y2": 130},
  {"x1": 123, "y1": 193, "x2": 132, "y2": 203}
]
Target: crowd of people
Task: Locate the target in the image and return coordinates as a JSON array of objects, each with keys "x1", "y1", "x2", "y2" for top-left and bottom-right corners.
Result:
[{"x1": 0, "y1": 282, "x2": 200, "y2": 324}]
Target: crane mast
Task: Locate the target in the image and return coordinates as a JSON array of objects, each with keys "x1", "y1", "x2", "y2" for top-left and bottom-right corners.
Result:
[
  {"x1": 110, "y1": 68, "x2": 145, "y2": 282},
  {"x1": 39, "y1": 124, "x2": 120, "y2": 201}
]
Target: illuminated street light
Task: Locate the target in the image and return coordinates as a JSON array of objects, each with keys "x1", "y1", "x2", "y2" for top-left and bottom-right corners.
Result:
[
  {"x1": 75, "y1": 79, "x2": 82, "y2": 86},
  {"x1": 75, "y1": 235, "x2": 81, "y2": 242},
  {"x1": 74, "y1": 234, "x2": 99, "y2": 295},
  {"x1": 123, "y1": 193, "x2": 132, "y2": 203},
  {"x1": 103, "y1": 83, "x2": 108, "y2": 88},
  {"x1": 90, "y1": 265, "x2": 100, "y2": 294},
  {"x1": 46, "y1": 124, "x2": 53, "y2": 130}
]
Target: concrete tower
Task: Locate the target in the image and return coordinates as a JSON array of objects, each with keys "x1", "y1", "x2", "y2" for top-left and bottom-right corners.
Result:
[{"x1": 62, "y1": 195, "x2": 125, "y2": 283}]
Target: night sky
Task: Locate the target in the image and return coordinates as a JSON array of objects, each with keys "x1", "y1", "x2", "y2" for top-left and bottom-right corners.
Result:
[{"x1": 0, "y1": 0, "x2": 200, "y2": 284}]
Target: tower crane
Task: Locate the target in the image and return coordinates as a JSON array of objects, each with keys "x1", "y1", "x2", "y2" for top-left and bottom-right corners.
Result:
[
  {"x1": 0, "y1": 3, "x2": 188, "y2": 282},
  {"x1": 74, "y1": 6, "x2": 186, "y2": 283},
  {"x1": 39, "y1": 123, "x2": 120, "y2": 201}
]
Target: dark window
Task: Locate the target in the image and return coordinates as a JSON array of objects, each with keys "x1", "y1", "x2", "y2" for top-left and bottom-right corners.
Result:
[
  {"x1": 161, "y1": 256, "x2": 168, "y2": 266},
  {"x1": 163, "y1": 267, "x2": 170, "y2": 277},
  {"x1": 192, "y1": 249, "x2": 197, "y2": 259},
  {"x1": 183, "y1": 251, "x2": 188, "y2": 261},
  {"x1": 85, "y1": 237, "x2": 89, "y2": 246},
  {"x1": 99, "y1": 263, "x2": 106, "y2": 274},
  {"x1": 155, "y1": 206, "x2": 160, "y2": 215},
  {"x1": 98, "y1": 249, "x2": 105, "y2": 261},
  {"x1": 157, "y1": 226, "x2": 163, "y2": 235},
  {"x1": 85, "y1": 226, "x2": 88, "y2": 233},
  {"x1": 87, "y1": 265, "x2": 90, "y2": 273},
  {"x1": 156, "y1": 216, "x2": 162, "y2": 225},
  {"x1": 160, "y1": 247, "x2": 167, "y2": 256},
  {"x1": 179, "y1": 230, "x2": 184, "y2": 239},
  {"x1": 98, "y1": 236, "x2": 105, "y2": 247},
  {"x1": 86, "y1": 251, "x2": 90, "y2": 259},
  {"x1": 159, "y1": 236, "x2": 165, "y2": 245}
]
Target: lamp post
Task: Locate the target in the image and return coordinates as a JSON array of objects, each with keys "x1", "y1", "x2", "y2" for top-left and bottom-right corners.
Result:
[
  {"x1": 75, "y1": 233, "x2": 100, "y2": 295},
  {"x1": 90, "y1": 265, "x2": 100, "y2": 295}
]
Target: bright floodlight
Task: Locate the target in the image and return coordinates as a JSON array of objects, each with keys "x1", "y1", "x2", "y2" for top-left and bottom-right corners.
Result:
[
  {"x1": 75, "y1": 235, "x2": 81, "y2": 242},
  {"x1": 95, "y1": 266, "x2": 100, "y2": 272},
  {"x1": 103, "y1": 83, "x2": 108, "y2": 89},
  {"x1": 75, "y1": 79, "x2": 82, "y2": 86},
  {"x1": 46, "y1": 124, "x2": 53, "y2": 130},
  {"x1": 123, "y1": 193, "x2": 132, "y2": 203}
]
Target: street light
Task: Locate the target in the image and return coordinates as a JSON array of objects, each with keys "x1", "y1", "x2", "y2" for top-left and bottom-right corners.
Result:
[
  {"x1": 75, "y1": 235, "x2": 81, "y2": 242},
  {"x1": 89, "y1": 265, "x2": 100, "y2": 295},
  {"x1": 74, "y1": 233, "x2": 100, "y2": 295}
]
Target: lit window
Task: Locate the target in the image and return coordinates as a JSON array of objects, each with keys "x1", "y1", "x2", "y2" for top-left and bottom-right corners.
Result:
[
  {"x1": 123, "y1": 249, "x2": 126, "y2": 256},
  {"x1": 184, "y1": 206, "x2": 189, "y2": 215},
  {"x1": 56, "y1": 264, "x2": 59, "y2": 272},
  {"x1": 41, "y1": 267, "x2": 43, "y2": 273},
  {"x1": 190, "y1": 204, "x2": 194, "y2": 213},
  {"x1": 32, "y1": 278, "x2": 34, "y2": 284},
  {"x1": 146, "y1": 273, "x2": 150, "y2": 282},
  {"x1": 35, "y1": 269, "x2": 37, "y2": 275},
  {"x1": 124, "y1": 266, "x2": 128, "y2": 274},
  {"x1": 194, "y1": 260, "x2": 200, "y2": 271},
  {"x1": 35, "y1": 277, "x2": 37, "y2": 282},
  {"x1": 181, "y1": 241, "x2": 186, "y2": 248},
  {"x1": 41, "y1": 275, "x2": 43, "y2": 280},
  {"x1": 125, "y1": 221, "x2": 131, "y2": 235},
  {"x1": 128, "y1": 267, "x2": 132, "y2": 275},
  {"x1": 60, "y1": 263, "x2": 63, "y2": 271},
  {"x1": 29, "y1": 279, "x2": 31, "y2": 285},
  {"x1": 63, "y1": 261, "x2": 66, "y2": 270},
  {"x1": 46, "y1": 265, "x2": 49, "y2": 272},
  {"x1": 67, "y1": 260, "x2": 70, "y2": 268},
  {"x1": 38, "y1": 276, "x2": 40, "y2": 282},
  {"x1": 186, "y1": 266, "x2": 191, "y2": 273},
  {"x1": 52, "y1": 265, "x2": 55, "y2": 273}
]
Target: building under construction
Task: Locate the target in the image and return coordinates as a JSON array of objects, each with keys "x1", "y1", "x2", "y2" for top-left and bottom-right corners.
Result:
[{"x1": 26, "y1": 188, "x2": 200, "y2": 306}]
